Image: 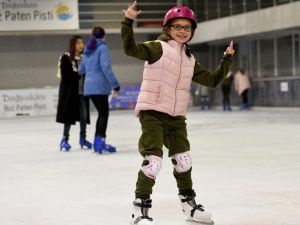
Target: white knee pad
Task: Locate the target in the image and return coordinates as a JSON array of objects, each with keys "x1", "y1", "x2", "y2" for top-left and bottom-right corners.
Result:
[
  {"x1": 172, "y1": 152, "x2": 192, "y2": 173},
  {"x1": 141, "y1": 155, "x2": 162, "y2": 179}
]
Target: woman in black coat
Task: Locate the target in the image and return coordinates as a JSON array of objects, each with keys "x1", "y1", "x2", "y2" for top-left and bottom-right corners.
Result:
[{"x1": 56, "y1": 35, "x2": 91, "y2": 151}]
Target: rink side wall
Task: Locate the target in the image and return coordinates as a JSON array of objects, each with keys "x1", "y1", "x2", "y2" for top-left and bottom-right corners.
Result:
[{"x1": 207, "y1": 78, "x2": 300, "y2": 107}]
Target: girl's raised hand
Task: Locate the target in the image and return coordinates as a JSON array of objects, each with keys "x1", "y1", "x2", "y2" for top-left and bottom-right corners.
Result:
[
  {"x1": 122, "y1": 1, "x2": 142, "y2": 20},
  {"x1": 224, "y1": 41, "x2": 235, "y2": 56}
]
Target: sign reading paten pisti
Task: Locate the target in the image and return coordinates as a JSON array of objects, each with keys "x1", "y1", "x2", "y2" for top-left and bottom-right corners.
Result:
[
  {"x1": 0, "y1": 0, "x2": 79, "y2": 31},
  {"x1": 0, "y1": 88, "x2": 58, "y2": 117}
]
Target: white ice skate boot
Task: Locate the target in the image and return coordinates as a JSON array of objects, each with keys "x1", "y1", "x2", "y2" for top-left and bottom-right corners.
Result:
[
  {"x1": 130, "y1": 198, "x2": 155, "y2": 225},
  {"x1": 179, "y1": 192, "x2": 214, "y2": 224}
]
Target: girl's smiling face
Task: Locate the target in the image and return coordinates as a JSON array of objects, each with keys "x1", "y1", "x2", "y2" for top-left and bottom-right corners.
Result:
[{"x1": 167, "y1": 18, "x2": 193, "y2": 45}]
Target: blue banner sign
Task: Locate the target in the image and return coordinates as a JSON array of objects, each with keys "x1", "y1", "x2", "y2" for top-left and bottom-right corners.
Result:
[{"x1": 109, "y1": 85, "x2": 140, "y2": 110}]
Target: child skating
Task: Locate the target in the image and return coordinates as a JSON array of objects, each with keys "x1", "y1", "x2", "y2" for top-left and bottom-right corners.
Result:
[{"x1": 121, "y1": 2, "x2": 235, "y2": 224}]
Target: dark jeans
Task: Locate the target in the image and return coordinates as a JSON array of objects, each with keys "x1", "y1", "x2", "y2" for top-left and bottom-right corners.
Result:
[
  {"x1": 241, "y1": 89, "x2": 249, "y2": 104},
  {"x1": 222, "y1": 86, "x2": 231, "y2": 105},
  {"x1": 63, "y1": 95, "x2": 88, "y2": 140},
  {"x1": 79, "y1": 95, "x2": 88, "y2": 138},
  {"x1": 90, "y1": 95, "x2": 109, "y2": 138},
  {"x1": 63, "y1": 123, "x2": 71, "y2": 140}
]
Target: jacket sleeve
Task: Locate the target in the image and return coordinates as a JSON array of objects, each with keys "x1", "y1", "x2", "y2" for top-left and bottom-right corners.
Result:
[
  {"x1": 99, "y1": 45, "x2": 120, "y2": 89},
  {"x1": 60, "y1": 55, "x2": 79, "y2": 84},
  {"x1": 192, "y1": 56, "x2": 234, "y2": 88},
  {"x1": 121, "y1": 17, "x2": 162, "y2": 64},
  {"x1": 78, "y1": 56, "x2": 85, "y2": 75}
]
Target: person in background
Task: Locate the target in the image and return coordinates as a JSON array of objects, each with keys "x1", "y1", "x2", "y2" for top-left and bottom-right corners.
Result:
[
  {"x1": 199, "y1": 85, "x2": 211, "y2": 110},
  {"x1": 234, "y1": 68, "x2": 251, "y2": 110},
  {"x1": 56, "y1": 35, "x2": 92, "y2": 151},
  {"x1": 78, "y1": 27, "x2": 120, "y2": 154},
  {"x1": 221, "y1": 70, "x2": 233, "y2": 111}
]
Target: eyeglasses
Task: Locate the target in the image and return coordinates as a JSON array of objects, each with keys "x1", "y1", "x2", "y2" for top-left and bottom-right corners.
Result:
[{"x1": 169, "y1": 24, "x2": 192, "y2": 32}]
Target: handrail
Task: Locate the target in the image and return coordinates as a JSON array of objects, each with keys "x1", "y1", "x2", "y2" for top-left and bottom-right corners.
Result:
[
  {"x1": 80, "y1": 19, "x2": 163, "y2": 23},
  {"x1": 78, "y1": 1, "x2": 176, "y2": 29},
  {"x1": 79, "y1": 11, "x2": 167, "y2": 15},
  {"x1": 79, "y1": 2, "x2": 175, "y2": 6}
]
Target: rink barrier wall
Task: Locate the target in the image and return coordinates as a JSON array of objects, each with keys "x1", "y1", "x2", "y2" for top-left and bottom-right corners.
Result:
[
  {"x1": 0, "y1": 85, "x2": 142, "y2": 118},
  {"x1": 207, "y1": 77, "x2": 300, "y2": 107},
  {"x1": 0, "y1": 88, "x2": 58, "y2": 118}
]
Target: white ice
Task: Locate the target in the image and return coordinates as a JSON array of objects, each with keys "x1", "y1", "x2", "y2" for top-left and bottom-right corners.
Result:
[{"x1": 0, "y1": 108, "x2": 299, "y2": 225}]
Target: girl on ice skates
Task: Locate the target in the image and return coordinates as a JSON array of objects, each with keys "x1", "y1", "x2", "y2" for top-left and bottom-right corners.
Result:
[
  {"x1": 121, "y1": 2, "x2": 235, "y2": 224},
  {"x1": 56, "y1": 35, "x2": 92, "y2": 151}
]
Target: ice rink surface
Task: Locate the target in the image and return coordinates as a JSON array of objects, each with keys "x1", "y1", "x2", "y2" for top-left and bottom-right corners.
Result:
[{"x1": 0, "y1": 107, "x2": 299, "y2": 225}]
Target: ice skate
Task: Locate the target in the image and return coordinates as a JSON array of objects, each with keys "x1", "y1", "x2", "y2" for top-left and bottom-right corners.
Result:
[
  {"x1": 103, "y1": 143, "x2": 117, "y2": 153},
  {"x1": 60, "y1": 138, "x2": 71, "y2": 151},
  {"x1": 223, "y1": 104, "x2": 232, "y2": 111},
  {"x1": 179, "y1": 192, "x2": 214, "y2": 224},
  {"x1": 93, "y1": 136, "x2": 117, "y2": 154},
  {"x1": 93, "y1": 136, "x2": 104, "y2": 153},
  {"x1": 130, "y1": 198, "x2": 155, "y2": 225},
  {"x1": 79, "y1": 136, "x2": 92, "y2": 149},
  {"x1": 240, "y1": 103, "x2": 249, "y2": 110}
]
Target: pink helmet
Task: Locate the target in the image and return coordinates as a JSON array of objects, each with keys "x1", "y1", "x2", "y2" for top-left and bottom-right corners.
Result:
[{"x1": 163, "y1": 6, "x2": 197, "y2": 28}]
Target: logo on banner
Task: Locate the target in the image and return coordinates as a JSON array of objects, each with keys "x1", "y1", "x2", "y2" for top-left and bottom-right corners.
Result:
[
  {"x1": 0, "y1": 0, "x2": 79, "y2": 30},
  {"x1": 55, "y1": 3, "x2": 72, "y2": 21}
]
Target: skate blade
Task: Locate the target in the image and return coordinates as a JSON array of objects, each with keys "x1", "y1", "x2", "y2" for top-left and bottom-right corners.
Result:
[{"x1": 187, "y1": 219, "x2": 214, "y2": 225}]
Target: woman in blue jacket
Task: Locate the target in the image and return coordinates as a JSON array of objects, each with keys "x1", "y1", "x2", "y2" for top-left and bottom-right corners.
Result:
[{"x1": 79, "y1": 27, "x2": 120, "y2": 153}]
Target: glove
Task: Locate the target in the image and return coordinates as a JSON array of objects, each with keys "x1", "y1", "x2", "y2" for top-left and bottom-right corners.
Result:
[{"x1": 114, "y1": 86, "x2": 120, "y2": 92}]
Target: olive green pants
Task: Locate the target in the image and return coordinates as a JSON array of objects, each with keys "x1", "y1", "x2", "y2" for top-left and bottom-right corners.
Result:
[{"x1": 135, "y1": 110, "x2": 193, "y2": 199}]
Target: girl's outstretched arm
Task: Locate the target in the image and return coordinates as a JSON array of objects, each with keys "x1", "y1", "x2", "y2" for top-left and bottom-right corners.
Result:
[
  {"x1": 121, "y1": 1, "x2": 162, "y2": 63},
  {"x1": 192, "y1": 41, "x2": 235, "y2": 88},
  {"x1": 192, "y1": 56, "x2": 234, "y2": 88}
]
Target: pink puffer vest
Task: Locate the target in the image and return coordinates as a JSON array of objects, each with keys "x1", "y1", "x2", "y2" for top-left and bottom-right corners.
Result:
[{"x1": 135, "y1": 40, "x2": 195, "y2": 117}]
